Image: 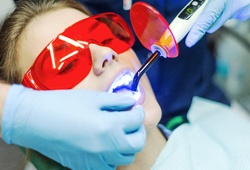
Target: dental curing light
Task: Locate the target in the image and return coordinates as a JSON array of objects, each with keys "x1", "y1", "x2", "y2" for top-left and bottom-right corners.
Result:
[{"x1": 129, "y1": 0, "x2": 208, "y2": 91}]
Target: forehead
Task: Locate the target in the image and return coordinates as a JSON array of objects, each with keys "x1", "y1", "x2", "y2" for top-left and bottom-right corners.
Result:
[
  {"x1": 26, "y1": 8, "x2": 88, "y2": 57},
  {"x1": 18, "y1": 8, "x2": 88, "y2": 72}
]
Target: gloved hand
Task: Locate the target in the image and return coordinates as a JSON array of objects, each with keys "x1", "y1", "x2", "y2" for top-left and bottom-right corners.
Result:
[
  {"x1": 2, "y1": 84, "x2": 146, "y2": 170},
  {"x1": 186, "y1": 0, "x2": 250, "y2": 47}
]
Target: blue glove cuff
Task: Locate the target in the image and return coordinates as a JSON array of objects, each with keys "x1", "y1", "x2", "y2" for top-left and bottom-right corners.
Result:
[{"x1": 2, "y1": 84, "x2": 26, "y2": 144}]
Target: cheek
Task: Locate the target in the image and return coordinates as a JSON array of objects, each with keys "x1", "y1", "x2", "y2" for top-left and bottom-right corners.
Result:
[
  {"x1": 143, "y1": 93, "x2": 162, "y2": 133},
  {"x1": 119, "y1": 49, "x2": 141, "y2": 71},
  {"x1": 73, "y1": 69, "x2": 106, "y2": 91},
  {"x1": 119, "y1": 50, "x2": 162, "y2": 132}
]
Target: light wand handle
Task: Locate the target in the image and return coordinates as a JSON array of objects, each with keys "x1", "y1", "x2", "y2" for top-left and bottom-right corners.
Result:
[{"x1": 131, "y1": 51, "x2": 160, "y2": 91}]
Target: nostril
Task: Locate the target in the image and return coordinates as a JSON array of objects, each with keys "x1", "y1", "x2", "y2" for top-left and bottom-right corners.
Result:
[
  {"x1": 102, "y1": 59, "x2": 108, "y2": 68},
  {"x1": 112, "y1": 55, "x2": 118, "y2": 61},
  {"x1": 102, "y1": 54, "x2": 118, "y2": 68}
]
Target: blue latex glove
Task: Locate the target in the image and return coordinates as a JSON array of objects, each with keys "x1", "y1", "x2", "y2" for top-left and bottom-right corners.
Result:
[
  {"x1": 2, "y1": 84, "x2": 146, "y2": 170},
  {"x1": 186, "y1": 0, "x2": 250, "y2": 47}
]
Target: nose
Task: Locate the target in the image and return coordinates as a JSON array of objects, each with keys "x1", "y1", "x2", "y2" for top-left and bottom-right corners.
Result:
[{"x1": 89, "y1": 44, "x2": 118, "y2": 75}]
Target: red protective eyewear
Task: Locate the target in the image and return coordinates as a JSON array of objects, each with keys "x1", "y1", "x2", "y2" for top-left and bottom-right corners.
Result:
[{"x1": 22, "y1": 12, "x2": 135, "y2": 90}]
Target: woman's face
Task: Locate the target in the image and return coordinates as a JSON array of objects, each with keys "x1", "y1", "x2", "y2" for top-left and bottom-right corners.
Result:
[{"x1": 17, "y1": 8, "x2": 162, "y2": 131}]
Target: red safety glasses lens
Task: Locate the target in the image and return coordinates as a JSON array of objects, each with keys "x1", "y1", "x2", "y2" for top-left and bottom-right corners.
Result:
[{"x1": 22, "y1": 13, "x2": 135, "y2": 90}]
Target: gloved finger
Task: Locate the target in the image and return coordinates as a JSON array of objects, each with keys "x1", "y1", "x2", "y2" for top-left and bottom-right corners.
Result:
[
  {"x1": 208, "y1": 5, "x2": 250, "y2": 33},
  {"x1": 103, "y1": 151, "x2": 136, "y2": 166},
  {"x1": 107, "y1": 105, "x2": 146, "y2": 152},
  {"x1": 121, "y1": 105, "x2": 145, "y2": 133},
  {"x1": 185, "y1": 0, "x2": 226, "y2": 47},
  {"x1": 123, "y1": 125, "x2": 146, "y2": 154},
  {"x1": 96, "y1": 92, "x2": 136, "y2": 111},
  {"x1": 233, "y1": 5, "x2": 250, "y2": 20}
]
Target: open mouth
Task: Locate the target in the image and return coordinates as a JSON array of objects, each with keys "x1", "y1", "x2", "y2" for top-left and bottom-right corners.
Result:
[{"x1": 107, "y1": 71, "x2": 141, "y2": 101}]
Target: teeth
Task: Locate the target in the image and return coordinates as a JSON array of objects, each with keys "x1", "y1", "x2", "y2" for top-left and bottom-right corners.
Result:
[
  {"x1": 114, "y1": 89, "x2": 135, "y2": 97},
  {"x1": 108, "y1": 71, "x2": 141, "y2": 101},
  {"x1": 107, "y1": 72, "x2": 134, "y2": 93},
  {"x1": 114, "y1": 89, "x2": 141, "y2": 101}
]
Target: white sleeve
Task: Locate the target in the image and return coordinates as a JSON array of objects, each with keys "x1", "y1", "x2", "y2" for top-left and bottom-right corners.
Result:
[{"x1": 152, "y1": 97, "x2": 250, "y2": 170}]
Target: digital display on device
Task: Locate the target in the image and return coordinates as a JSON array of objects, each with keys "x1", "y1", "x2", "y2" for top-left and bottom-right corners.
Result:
[{"x1": 178, "y1": 0, "x2": 205, "y2": 20}]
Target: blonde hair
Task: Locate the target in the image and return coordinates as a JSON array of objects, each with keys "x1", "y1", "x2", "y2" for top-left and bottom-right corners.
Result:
[
  {"x1": 0, "y1": 0, "x2": 90, "y2": 84},
  {"x1": 0, "y1": 0, "x2": 91, "y2": 169}
]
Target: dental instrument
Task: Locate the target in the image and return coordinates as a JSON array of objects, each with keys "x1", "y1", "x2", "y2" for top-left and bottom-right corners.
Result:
[{"x1": 112, "y1": 0, "x2": 209, "y2": 92}]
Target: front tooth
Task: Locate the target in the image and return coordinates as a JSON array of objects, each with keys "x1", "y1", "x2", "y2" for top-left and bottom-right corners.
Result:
[
  {"x1": 115, "y1": 89, "x2": 140, "y2": 101},
  {"x1": 108, "y1": 72, "x2": 134, "y2": 93},
  {"x1": 114, "y1": 73, "x2": 132, "y2": 87},
  {"x1": 115, "y1": 89, "x2": 134, "y2": 97}
]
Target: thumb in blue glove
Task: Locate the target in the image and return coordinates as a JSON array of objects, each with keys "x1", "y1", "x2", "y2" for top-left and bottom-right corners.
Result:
[
  {"x1": 186, "y1": 0, "x2": 250, "y2": 47},
  {"x1": 1, "y1": 84, "x2": 146, "y2": 170}
]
